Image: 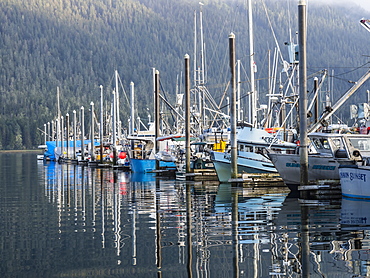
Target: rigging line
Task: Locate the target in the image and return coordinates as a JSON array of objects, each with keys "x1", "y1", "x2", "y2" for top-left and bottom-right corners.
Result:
[
  {"x1": 309, "y1": 66, "x2": 370, "y2": 69},
  {"x1": 159, "y1": 79, "x2": 177, "y2": 122},
  {"x1": 327, "y1": 75, "x2": 352, "y2": 83},
  {"x1": 208, "y1": 82, "x2": 230, "y2": 128},
  {"x1": 202, "y1": 86, "x2": 221, "y2": 110},
  {"x1": 259, "y1": 49, "x2": 270, "y2": 77},
  {"x1": 330, "y1": 61, "x2": 370, "y2": 77},
  {"x1": 307, "y1": 69, "x2": 327, "y2": 80},
  {"x1": 213, "y1": 2, "x2": 244, "y2": 84},
  {"x1": 158, "y1": 81, "x2": 181, "y2": 123},
  {"x1": 218, "y1": 91, "x2": 250, "y2": 111},
  {"x1": 109, "y1": 72, "x2": 115, "y2": 86},
  {"x1": 331, "y1": 113, "x2": 346, "y2": 125},
  {"x1": 239, "y1": 60, "x2": 251, "y2": 89},
  {"x1": 159, "y1": 80, "x2": 170, "y2": 102},
  {"x1": 260, "y1": 0, "x2": 284, "y2": 65},
  {"x1": 327, "y1": 70, "x2": 370, "y2": 83},
  {"x1": 117, "y1": 73, "x2": 130, "y2": 106},
  {"x1": 159, "y1": 81, "x2": 179, "y2": 122},
  {"x1": 268, "y1": 97, "x2": 299, "y2": 149},
  {"x1": 203, "y1": 3, "x2": 228, "y2": 77},
  {"x1": 287, "y1": 0, "x2": 292, "y2": 43}
]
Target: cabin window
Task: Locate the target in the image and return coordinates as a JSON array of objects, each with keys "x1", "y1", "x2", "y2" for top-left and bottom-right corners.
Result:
[
  {"x1": 330, "y1": 138, "x2": 343, "y2": 151},
  {"x1": 349, "y1": 138, "x2": 370, "y2": 151},
  {"x1": 321, "y1": 139, "x2": 331, "y2": 150},
  {"x1": 311, "y1": 138, "x2": 332, "y2": 154},
  {"x1": 239, "y1": 144, "x2": 253, "y2": 152}
]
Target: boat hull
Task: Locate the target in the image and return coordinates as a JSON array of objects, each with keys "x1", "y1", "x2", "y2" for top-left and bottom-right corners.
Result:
[
  {"x1": 211, "y1": 151, "x2": 276, "y2": 182},
  {"x1": 130, "y1": 158, "x2": 176, "y2": 173},
  {"x1": 339, "y1": 165, "x2": 370, "y2": 199},
  {"x1": 268, "y1": 153, "x2": 344, "y2": 188}
]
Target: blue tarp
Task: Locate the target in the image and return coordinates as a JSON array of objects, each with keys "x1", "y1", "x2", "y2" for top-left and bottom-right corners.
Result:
[{"x1": 44, "y1": 140, "x2": 100, "y2": 161}]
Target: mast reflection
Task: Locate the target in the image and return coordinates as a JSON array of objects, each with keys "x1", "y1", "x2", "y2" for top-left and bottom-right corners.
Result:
[{"x1": 38, "y1": 161, "x2": 370, "y2": 277}]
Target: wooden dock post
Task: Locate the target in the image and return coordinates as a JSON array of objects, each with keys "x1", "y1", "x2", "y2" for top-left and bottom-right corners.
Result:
[
  {"x1": 229, "y1": 32, "x2": 238, "y2": 180},
  {"x1": 154, "y1": 70, "x2": 160, "y2": 171},
  {"x1": 298, "y1": 0, "x2": 308, "y2": 187},
  {"x1": 80, "y1": 106, "x2": 85, "y2": 161}
]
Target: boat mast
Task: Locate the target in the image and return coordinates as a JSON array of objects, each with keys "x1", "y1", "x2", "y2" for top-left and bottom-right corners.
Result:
[
  {"x1": 66, "y1": 113, "x2": 69, "y2": 159},
  {"x1": 81, "y1": 106, "x2": 85, "y2": 161},
  {"x1": 99, "y1": 85, "x2": 104, "y2": 163},
  {"x1": 61, "y1": 115, "x2": 64, "y2": 159},
  {"x1": 115, "y1": 70, "x2": 121, "y2": 142},
  {"x1": 199, "y1": 2, "x2": 206, "y2": 129},
  {"x1": 237, "y1": 60, "x2": 241, "y2": 122},
  {"x1": 90, "y1": 102, "x2": 95, "y2": 162},
  {"x1": 56, "y1": 87, "x2": 61, "y2": 149},
  {"x1": 200, "y1": 3, "x2": 205, "y2": 85},
  {"x1": 248, "y1": 0, "x2": 257, "y2": 127},
  {"x1": 112, "y1": 89, "x2": 117, "y2": 165},
  {"x1": 193, "y1": 11, "x2": 197, "y2": 88},
  {"x1": 193, "y1": 3, "x2": 207, "y2": 133},
  {"x1": 130, "y1": 82, "x2": 135, "y2": 135}
]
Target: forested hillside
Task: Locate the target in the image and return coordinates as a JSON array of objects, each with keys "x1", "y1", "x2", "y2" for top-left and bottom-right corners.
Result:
[{"x1": 0, "y1": 0, "x2": 370, "y2": 149}]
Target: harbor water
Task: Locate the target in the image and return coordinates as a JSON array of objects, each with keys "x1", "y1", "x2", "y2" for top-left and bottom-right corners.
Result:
[{"x1": 1, "y1": 152, "x2": 370, "y2": 277}]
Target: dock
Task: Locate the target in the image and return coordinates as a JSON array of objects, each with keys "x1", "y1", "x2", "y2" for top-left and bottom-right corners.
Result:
[
  {"x1": 298, "y1": 180, "x2": 342, "y2": 199},
  {"x1": 229, "y1": 173, "x2": 285, "y2": 188},
  {"x1": 184, "y1": 169, "x2": 219, "y2": 181}
]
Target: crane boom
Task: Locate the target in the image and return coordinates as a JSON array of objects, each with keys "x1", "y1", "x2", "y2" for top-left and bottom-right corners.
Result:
[
  {"x1": 308, "y1": 70, "x2": 370, "y2": 133},
  {"x1": 360, "y1": 19, "x2": 370, "y2": 32}
]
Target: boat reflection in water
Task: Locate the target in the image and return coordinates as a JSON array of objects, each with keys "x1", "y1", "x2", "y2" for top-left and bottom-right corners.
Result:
[
  {"x1": 333, "y1": 197, "x2": 370, "y2": 277},
  {"x1": 341, "y1": 197, "x2": 370, "y2": 227},
  {"x1": 36, "y1": 161, "x2": 370, "y2": 277}
]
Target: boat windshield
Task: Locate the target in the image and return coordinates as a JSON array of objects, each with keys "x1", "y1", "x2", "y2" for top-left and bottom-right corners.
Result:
[
  {"x1": 348, "y1": 137, "x2": 370, "y2": 151},
  {"x1": 330, "y1": 138, "x2": 343, "y2": 150},
  {"x1": 310, "y1": 137, "x2": 333, "y2": 154}
]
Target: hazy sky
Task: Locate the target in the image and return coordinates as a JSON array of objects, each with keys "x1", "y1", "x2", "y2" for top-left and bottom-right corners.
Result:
[{"x1": 309, "y1": 0, "x2": 370, "y2": 12}]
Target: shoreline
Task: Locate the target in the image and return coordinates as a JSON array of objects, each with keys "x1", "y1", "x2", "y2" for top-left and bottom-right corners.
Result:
[{"x1": 0, "y1": 149, "x2": 40, "y2": 153}]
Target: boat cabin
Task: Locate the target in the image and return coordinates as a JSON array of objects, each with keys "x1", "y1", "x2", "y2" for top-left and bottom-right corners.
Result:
[{"x1": 307, "y1": 133, "x2": 370, "y2": 161}]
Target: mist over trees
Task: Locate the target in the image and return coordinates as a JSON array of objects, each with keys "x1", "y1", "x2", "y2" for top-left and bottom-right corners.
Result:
[{"x1": 0, "y1": 0, "x2": 369, "y2": 149}]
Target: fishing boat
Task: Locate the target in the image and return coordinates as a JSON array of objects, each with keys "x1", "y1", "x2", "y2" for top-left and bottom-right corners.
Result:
[
  {"x1": 339, "y1": 164, "x2": 370, "y2": 199},
  {"x1": 127, "y1": 124, "x2": 177, "y2": 173},
  {"x1": 211, "y1": 126, "x2": 297, "y2": 182},
  {"x1": 269, "y1": 13, "x2": 370, "y2": 190},
  {"x1": 268, "y1": 132, "x2": 370, "y2": 189}
]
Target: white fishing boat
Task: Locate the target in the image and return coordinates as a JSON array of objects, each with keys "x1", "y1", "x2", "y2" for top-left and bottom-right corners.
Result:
[
  {"x1": 339, "y1": 164, "x2": 370, "y2": 199},
  {"x1": 268, "y1": 132, "x2": 370, "y2": 189},
  {"x1": 337, "y1": 19, "x2": 370, "y2": 199},
  {"x1": 268, "y1": 14, "x2": 370, "y2": 190},
  {"x1": 211, "y1": 126, "x2": 297, "y2": 182}
]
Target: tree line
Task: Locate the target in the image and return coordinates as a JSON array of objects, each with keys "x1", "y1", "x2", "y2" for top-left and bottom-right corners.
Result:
[{"x1": 0, "y1": 0, "x2": 369, "y2": 149}]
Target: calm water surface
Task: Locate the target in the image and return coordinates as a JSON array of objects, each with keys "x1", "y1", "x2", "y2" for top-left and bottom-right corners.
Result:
[{"x1": 1, "y1": 152, "x2": 370, "y2": 277}]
